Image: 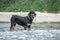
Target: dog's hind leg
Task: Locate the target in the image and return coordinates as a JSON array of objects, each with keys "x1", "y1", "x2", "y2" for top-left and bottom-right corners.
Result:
[
  {"x1": 13, "y1": 23, "x2": 16, "y2": 30},
  {"x1": 10, "y1": 24, "x2": 14, "y2": 31},
  {"x1": 10, "y1": 15, "x2": 16, "y2": 31},
  {"x1": 10, "y1": 23, "x2": 16, "y2": 31}
]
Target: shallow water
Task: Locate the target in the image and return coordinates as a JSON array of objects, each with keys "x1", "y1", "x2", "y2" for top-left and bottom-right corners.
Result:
[{"x1": 0, "y1": 22, "x2": 60, "y2": 40}]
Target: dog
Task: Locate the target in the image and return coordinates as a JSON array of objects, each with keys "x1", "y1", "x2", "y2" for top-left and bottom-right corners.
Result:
[{"x1": 10, "y1": 11, "x2": 36, "y2": 31}]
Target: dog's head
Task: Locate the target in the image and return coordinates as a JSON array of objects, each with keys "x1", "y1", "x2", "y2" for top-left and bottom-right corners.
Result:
[{"x1": 28, "y1": 11, "x2": 36, "y2": 20}]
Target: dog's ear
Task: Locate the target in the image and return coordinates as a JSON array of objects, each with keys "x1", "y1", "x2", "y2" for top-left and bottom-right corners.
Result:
[{"x1": 28, "y1": 11, "x2": 31, "y2": 16}]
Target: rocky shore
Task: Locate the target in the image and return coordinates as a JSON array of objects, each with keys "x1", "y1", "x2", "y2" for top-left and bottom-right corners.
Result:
[{"x1": 0, "y1": 12, "x2": 60, "y2": 23}]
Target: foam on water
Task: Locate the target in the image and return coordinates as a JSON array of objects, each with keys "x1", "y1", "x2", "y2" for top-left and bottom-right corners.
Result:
[{"x1": 0, "y1": 29, "x2": 60, "y2": 40}]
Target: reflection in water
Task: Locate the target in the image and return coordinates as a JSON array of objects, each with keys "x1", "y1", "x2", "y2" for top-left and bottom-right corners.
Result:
[{"x1": 0, "y1": 22, "x2": 60, "y2": 40}]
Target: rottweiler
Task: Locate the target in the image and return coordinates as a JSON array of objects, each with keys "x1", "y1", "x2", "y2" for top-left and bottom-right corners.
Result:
[{"x1": 10, "y1": 11, "x2": 36, "y2": 31}]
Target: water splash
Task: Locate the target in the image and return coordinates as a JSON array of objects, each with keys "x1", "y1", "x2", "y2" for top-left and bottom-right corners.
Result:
[{"x1": 0, "y1": 30, "x2": 60, "y2": 40}]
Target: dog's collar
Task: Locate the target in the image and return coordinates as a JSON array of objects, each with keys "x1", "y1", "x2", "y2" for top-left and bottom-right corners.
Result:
[{"x1": 27, "y1": 16, "x2": 31, "y2": 21}]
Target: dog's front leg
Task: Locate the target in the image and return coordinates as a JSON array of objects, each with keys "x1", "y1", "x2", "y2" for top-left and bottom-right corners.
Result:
[
  {"x1": 24, "y1": 26, "x2": 27, "y2": 30},
  {"x1": 27, "y1": 23, "x2": 31, "y2": 31},
  {"x1": 28, "y1": 25, "x2": 31, "y2": 31}
]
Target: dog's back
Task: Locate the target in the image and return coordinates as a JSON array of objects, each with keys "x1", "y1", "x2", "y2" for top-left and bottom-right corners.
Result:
[{"x1": 11, "y1": 15, "x2": 28, "y2": 26}]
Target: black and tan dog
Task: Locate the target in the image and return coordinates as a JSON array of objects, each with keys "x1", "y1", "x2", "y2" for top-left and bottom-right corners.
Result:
[{"x1": 10, "y1": 11, "x2": 36, "y2": 31}]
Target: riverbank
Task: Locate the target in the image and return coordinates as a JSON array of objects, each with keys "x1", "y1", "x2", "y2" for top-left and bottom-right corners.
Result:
[{"x1": 0, "y1": 12, "x2": 60, "y2": 23}]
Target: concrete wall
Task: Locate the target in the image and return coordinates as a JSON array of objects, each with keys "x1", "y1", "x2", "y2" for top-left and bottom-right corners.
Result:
[{"x1": 0, "y1": 12, "x2": 60, "y2": 22}]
